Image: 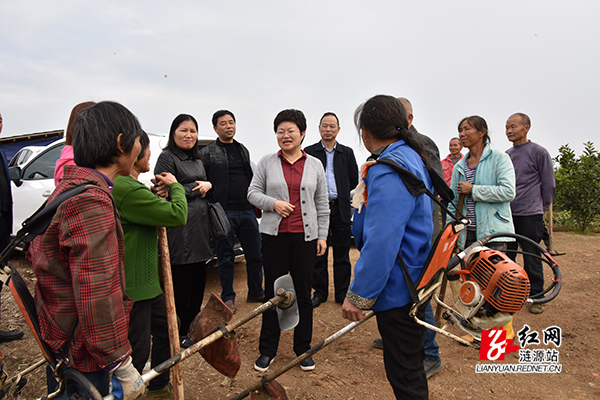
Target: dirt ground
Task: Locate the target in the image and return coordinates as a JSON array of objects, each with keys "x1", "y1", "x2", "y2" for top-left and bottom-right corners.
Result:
[{"x1": 1, "y1": 231, "x2": 599, "y2": 399}]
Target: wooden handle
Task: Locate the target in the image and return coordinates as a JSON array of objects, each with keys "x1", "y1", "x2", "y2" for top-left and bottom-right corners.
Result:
[
  {"x1": 455, "y1": 194, "x2": 465, "y2": 219},
  {"x1": 158, "y1": 227, "x2": 184, "y2": 400}
]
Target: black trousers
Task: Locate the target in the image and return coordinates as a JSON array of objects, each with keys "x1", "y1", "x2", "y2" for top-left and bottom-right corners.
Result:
[
  {"x1": 312, "y1": 202, "x2": 352, "y2": 303},
  {"x1": 507, "y1": 214, "x2": 545, "y2": 295},
  {"x1": 259, "y1": 233, "x2": 315, "y2": 357},
  {"x1": 128, "y1": 294, "x2": 171, "y2": 391},
  {"x1": 376, "y1": 303, "x2": 428, "y2": 400},
  {"x1": 171, "y1": 262, "x2": 207, "y2": 336}
]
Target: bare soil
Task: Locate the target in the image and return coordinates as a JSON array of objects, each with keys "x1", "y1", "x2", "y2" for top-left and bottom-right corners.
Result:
[{"x1": 1, "y1": 232, "x2": 599, "y2": 399}]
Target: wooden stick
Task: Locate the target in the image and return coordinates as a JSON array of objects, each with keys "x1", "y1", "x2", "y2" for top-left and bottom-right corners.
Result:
[
  {"x1": 231, "y1": 311, "x2": 376, "y2": 400},
  {"x1": 548, "y1": 203, "x2": 554, "y2": 251},
  {"x1": 158, "y1": 227, "x2": 184, "y2": 400},
  {"x1": 434, "y1": 274, "x2": 448, "y2": 327},
  {"x1": 547, "y1": 203, "x2": 566, "y2": 255},
  {"x1": 435, "y1": 194, "x2": 465, "y2": 326},
  {"x1": 103, "y1": 290, "x2": 294, "y2": 400}
]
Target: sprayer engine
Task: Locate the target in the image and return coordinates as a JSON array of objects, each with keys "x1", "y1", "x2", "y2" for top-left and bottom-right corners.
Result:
[{"x1": 453, "y1": 248, "x2": 530, "y2": 328}]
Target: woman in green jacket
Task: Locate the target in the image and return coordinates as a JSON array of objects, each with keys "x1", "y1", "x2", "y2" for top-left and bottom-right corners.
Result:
[{"x1": 113, "y1": 131, "x2": 187, "y2": 398}]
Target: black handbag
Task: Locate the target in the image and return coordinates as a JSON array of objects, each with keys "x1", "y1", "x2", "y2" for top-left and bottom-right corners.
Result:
[{"x1": 207, "y1": 200, "x2": 231, "y2": 241}]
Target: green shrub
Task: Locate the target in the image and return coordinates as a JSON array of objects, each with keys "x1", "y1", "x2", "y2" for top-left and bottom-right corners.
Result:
[{"x1": 554, "y1": 142, "x2": 600, "y2": 231}]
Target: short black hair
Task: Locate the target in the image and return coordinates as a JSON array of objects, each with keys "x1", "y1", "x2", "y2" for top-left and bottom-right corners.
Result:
[
  {"x1": 319, "y1": 112, "x2": 339, "y2": 126},
  {"x1": 166, "y1": 114, "x2": 200, "y2": 159},
  {"x1": 137, "y1": 131, "x2": 150, "y2": 161},
  {"x1": 72, "y1": 101, "x2": 143, "y2": 168},
  {"x1": 273, "y1": 109, "x2": 306, "y2": 133},
  {"x1": 212, "y1": 110, "x2": 236, "y2": 127}
]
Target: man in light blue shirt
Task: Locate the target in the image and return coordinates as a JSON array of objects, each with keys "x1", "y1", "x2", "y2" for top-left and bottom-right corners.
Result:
[{"x1": 304, "y1": 113, "x2": 358, "y2": 308}]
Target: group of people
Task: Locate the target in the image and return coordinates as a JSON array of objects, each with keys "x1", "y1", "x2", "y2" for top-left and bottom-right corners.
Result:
[
  {"x1": 0, "y1": 94, "x2": 555, "y2": 400},
  {"x1": 446, "y1": 112, "x2": 555, "y2": 316}
]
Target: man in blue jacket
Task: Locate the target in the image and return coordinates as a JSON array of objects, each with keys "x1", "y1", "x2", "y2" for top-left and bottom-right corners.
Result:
[{"x1": 305, "y1": 112, "x2": 358, "y2": 307}]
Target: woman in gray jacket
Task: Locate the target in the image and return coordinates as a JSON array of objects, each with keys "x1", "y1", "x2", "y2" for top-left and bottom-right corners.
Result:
[{"x1": 248, "y1": 109, "x2": 329, "y2": 373}]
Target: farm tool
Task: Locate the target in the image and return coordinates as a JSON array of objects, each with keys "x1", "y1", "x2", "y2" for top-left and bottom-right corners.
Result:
[
  {"x1": 1, "y1": 249, "x2": 299, "y2": 400},
  {"x1": 230, "y1": 311, "x2": 376, "y2": 400},
  {"x1": 100, "y1": 273, "x2": 299, "y2": 400},
  {"x1": 406, "y1": 223, "x2": 563, "y2": 347}
]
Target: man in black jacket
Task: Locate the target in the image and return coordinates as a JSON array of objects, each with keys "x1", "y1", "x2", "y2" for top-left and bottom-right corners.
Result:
[
  {"x1": 0, "y1": 111, "x2": 23, "y2": 343},
  {"x1": 305, "y1": 112, "x2": 358, "y2": 307},
  {"x1": 199, "y1": 110, "x2": 264, "y2": 314}
]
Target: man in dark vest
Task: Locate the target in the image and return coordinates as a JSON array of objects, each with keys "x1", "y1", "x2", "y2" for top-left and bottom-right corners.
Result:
[
  {"x1": 305, "y1": 112, "x2": 358, "y2": 308},
  {"x1": 200, "y1": 110, "x2": 264, "y2": 314}
]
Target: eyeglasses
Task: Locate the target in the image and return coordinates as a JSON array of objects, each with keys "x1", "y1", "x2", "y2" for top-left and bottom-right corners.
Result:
[{"x1": 275, "y1": 129, "x2": 300, "y2": 136}]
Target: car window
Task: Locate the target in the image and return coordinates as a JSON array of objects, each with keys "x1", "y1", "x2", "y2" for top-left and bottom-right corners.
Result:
[
  {"x1": 9, "y1": 149, "x2": 33, "y2": 167},
  {"x1": 21, "y1": 144, "x2": 64, "y2": 180}
]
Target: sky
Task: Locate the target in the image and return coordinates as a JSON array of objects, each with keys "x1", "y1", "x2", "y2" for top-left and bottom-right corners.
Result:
[{"x1": 1, "y1": 1, "x2": 599, "y2": 164}]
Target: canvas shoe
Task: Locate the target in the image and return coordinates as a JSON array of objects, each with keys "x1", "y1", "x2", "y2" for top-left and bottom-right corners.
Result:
[
  {"x1": 300, "y1": 357, "x2": 315, "y2": 371},
  {"x1": 253, "y1": 355, "x2": 275, "y2": 372}
]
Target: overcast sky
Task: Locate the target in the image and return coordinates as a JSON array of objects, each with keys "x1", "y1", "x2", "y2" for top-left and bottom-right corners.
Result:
[{"x1": 1, "y1": 1, "x2": 598, "y2": 163}]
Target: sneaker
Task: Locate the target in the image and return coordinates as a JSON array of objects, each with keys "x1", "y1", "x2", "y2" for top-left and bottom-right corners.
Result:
[
  {"x1": 300, "y1": 357, "x2": 315, "y2": 371},
  {"x1": 530, "y1": 304, "x2": 545, "y2": 314},
  {"x1": 372, "y1": 338, "x2": 383, "y2": 350},
  {"x1": 147, "y1": 383, "x2": 174, "y2": 399},
  {"x1": 424, "y1": 358, "x2": 443, "y2": 378},
  {"x1": 253, "y1": 355, "x2": 275, "y2": 372},
  {"x1": 180, "y1": 336, "x2": 194, "y2": 349}
]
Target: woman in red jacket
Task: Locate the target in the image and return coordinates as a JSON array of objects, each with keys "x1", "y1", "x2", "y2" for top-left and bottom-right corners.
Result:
[{"x1": 440, "y1": 137, "x2": 463, "y2": 225}]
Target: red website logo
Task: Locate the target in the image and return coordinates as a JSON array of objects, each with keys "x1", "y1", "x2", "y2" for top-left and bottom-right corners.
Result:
[{"x1": 479, "y1": 327, "x2": 519, "y2": 361}]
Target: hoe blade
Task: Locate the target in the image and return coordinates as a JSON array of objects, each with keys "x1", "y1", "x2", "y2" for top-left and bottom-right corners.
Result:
[
  {"x1": 249, "y1": 379, "x2": 288, "y2": 400},
  {"x1": 273, "y1": 275, "x2": 299, "y2": 332},
  {"x1": 190, "y1": 294, "x2": 241, "y2": 378}
]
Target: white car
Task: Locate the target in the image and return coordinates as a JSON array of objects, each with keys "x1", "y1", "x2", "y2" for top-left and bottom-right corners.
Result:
[
  {"x1": 8, "y1": 145, "x2": 47, "y2": 168},
  {"x1": 9, "y1": 133, "x2": 216, "y2": 234}
]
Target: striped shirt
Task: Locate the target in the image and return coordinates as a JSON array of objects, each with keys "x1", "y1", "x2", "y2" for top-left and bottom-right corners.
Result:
[{"x1": 465, "y1": 161, "x2": 476, "y2": 231}]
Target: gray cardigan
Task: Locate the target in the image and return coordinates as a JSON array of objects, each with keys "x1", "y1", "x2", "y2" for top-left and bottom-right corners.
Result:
[{"x1": 247, "y1": 152, "x2": 330, "y2": 241}]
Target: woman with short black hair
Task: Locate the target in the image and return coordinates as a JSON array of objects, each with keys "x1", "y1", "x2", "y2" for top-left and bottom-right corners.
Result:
[
  {"x1": 248, "y1": 109, "x2": 329, "y2": 373},
  {"x1": 30, "y1": 101, "x2": 145, "y2": 400}
]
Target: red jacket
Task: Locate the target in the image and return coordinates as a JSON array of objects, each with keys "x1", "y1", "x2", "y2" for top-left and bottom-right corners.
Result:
[
  {"x1": 441, "y1": 153, "x2": 463, "y2": 187},
  {"x1": 29, "y1": 165, "x2": 132, "y2": 372}
]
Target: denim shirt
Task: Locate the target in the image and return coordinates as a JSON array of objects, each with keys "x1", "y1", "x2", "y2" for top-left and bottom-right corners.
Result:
[{"x1": 449, "y1": 144, "x2": 516, "y2": 249}]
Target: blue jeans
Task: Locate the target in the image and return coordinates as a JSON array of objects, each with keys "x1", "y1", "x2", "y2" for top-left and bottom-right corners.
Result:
[
  {"x1": 216, "y1": 209, "x2": 264, "y2": 302},
  {"x1": 423, "y1": 301, "x2": 440, "y2": 360}
]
